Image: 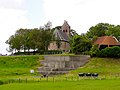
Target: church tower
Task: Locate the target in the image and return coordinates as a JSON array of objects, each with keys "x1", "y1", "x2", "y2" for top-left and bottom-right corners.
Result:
[{"x1": 61, "y1": 20, "x2": 71, "y2": 37}]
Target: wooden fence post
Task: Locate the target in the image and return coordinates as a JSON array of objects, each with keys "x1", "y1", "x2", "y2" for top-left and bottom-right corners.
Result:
[
  {"x1": 26, "y1": 78, "x2": 27, "y2": 83},
  {"x1": 19, "y1": 78, "x2": 20, "y2": 83},
  {"x1": 65, "y1": 77, "x2": 68, "y2": 81},
  {"x1": 46, "y1": 77, "x2": 48, "y2": 82},
  {"x1": 53, "y1": 77, "x2": 55, "y2": 82},
  {"x1": 72, "y1": 76, "x2": 73, "y2": 81}
]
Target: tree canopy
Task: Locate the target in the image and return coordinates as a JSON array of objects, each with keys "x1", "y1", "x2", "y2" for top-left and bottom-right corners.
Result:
[
  {"x1": 86, "y1": 23, "x2": 120, "y2": 41},
  {"x1": 71, "y1": 35, "x2": 92, "y2": 54},
  {"x1": 6, "y1": 28, "x2": 53, "y2": 53}
]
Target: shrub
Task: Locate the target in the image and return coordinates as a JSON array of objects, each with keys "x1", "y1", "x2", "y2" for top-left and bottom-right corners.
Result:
[
  {"x1": 0, "y1": 80, "x2": 4, "y2": 85},
  {"x1": 98, "y1": 46, "x2": 120, "y2": 58},
  {"x1": 89, "y1": 45, "x2": 100, "y2": 57},
  {"x1": 90, "y1": 46, "x2": 120, "y2": 58},
  {"x1": 14, "y1": 50, "x2": 63, "y2": 55}
]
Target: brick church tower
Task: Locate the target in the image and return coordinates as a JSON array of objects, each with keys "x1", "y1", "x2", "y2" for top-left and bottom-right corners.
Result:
[{"x1": 61, "y1": 20, "x2": 71, "y2": 37}]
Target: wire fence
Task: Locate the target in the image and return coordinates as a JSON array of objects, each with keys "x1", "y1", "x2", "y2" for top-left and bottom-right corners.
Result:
[{"x1": 4, "y1": 75, "x2": 120, "y2": 84}]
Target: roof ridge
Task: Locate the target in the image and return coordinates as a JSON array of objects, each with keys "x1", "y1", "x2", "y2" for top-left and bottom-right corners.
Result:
[{"x1": 113, "y1": 36, "x2": 119, "y2": 42}]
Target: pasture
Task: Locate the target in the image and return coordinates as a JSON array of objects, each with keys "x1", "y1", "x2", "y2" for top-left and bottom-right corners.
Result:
[
  {"x1": 0, "y1": 55, "x2": 120, "y2": 90},
  {"x1": 0, "y1": 79, "x2": 120, "y2": 90}
]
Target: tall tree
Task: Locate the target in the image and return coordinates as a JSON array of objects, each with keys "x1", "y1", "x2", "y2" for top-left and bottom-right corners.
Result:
[
  {"x1": 6, "y1": 28, "x2": 53, "y2": 53},
  {"x1": 15, "y1": 28, "x2": 31, "y2": 52},
  {"x1": 6, "y1": 34, "x2": 22, "y2": 52},
  {"x1": 86, "y1": 23, "x2": 109, "y2": 38},
  {"x1": 40, "y1": 29, "x2": 53, "y2": 50},
  {"x1": 86, "y1": 23, "x2": 120, "y2": 42},
  {"x1": 71, "y1": 35, "x2": 92, "y2": 54},
  {"x1": 105, "y1": 25, "x2": 120, "y2": 40}
]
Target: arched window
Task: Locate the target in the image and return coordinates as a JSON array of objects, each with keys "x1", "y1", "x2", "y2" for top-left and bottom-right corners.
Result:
[{"x1": 66, "y1": 30, "x2": 67, "y2": 32}]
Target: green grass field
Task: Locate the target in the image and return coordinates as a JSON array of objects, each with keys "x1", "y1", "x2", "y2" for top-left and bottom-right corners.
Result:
[
  {"x1": 0, "y1": 55, "x2": 43, "y2": 78},
  {"x1": 0, "y1": 80, "x2": 120, "y2": 90},
  {"x1": 70, "y1": 58, "x2": 120, "y2": 78},
  {"x1": 0, "y1": 55, "x2": 120, "y2": 89}
]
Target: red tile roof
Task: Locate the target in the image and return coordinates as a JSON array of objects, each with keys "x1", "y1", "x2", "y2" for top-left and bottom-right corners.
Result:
[{"x1": 94, "y1": 36, "x2": 120, "y2": 45}]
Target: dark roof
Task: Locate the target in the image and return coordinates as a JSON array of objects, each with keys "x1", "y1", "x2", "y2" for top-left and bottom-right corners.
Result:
[
  {"x1": 94, "y1": 36, "x2": 120, "y2": 45},
  {"x1": 53, "y1": 29, "x2": 69, "y2": 42}
]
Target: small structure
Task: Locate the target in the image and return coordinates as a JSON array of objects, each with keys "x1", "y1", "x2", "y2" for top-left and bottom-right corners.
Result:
[
  {"x1": 30, "y1": 70, "x2": 34, "y2": 74},
  {"x1": 94, "y1": 36, "x2": 120, "y2": 49}
]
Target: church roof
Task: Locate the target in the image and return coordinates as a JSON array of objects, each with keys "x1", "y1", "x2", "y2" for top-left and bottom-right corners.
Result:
[{"x1": 53, "y1": 28, "x2": 69, "y2": 42}]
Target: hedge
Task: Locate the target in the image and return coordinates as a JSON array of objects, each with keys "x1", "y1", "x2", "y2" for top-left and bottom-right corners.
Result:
[
  {"x1": 90, "y1": 46, "x2": 120, "y2": 58},
  {"x1": 99, "y1": 46, "x2": 120, "y2": 57},
  {"x1": 14, "y1": 50, "x2": 62, "y2": 55}
]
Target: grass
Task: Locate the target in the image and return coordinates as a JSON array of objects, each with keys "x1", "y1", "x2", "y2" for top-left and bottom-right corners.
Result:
[
  {"x1": 0, "y1": 55, "x2": 120, "y2": 78},
  {"x1": 0, "y1": 56, "x2": 120, "y2": 89},
  {"x1": 0, "y1": 79, "x2": 120, "y2": 90},
  {"x1": 70, "y1": 58, "x2": 120, "y2": 78},
  {"x1": 0, "y1": 55, "x2": 43, "y2": 77}
]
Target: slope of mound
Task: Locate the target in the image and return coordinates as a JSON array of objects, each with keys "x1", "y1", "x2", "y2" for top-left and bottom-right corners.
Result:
[
  {"x1": 0, "y1": 55, "x2": 42, "y2": 76},
  {"x1": 70, "y1": 58, "x2": 120, "y2": 77}
]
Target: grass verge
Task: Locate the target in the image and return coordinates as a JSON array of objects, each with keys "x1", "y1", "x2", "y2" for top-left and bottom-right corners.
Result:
[{"x1": 0, "y1": 79, "x2": 120, "y2": 90}]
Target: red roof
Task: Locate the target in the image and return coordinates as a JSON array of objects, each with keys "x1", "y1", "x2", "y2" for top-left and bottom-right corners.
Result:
[{"x1": 94, "y1": 36, "x2": 120, "y2": 45}]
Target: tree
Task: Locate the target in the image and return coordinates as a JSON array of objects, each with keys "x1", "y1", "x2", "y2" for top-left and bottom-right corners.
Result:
[
  {"x1": 70, "y1": 29, "x2": 78, "y2": 36},
  {"x1": 6, "y1": 28, "x2": 53, "y2": 53},
  {"x1": 15, "y1": 28, "x2": 31, "y2": 52},
  {"x1": 86, "y1": 23, "x2": 120, "y2": 40},
  {"x1": 71, "y1": 35, "x2": 92, "y2": 54},
  {"x1": 28, "y1": 28, "x2": 41, "y2": 51},
  {"x1": 40, "y1": 29, "x2": 53, "y2": 50},
  {"x1": 6, "y1": 34, "x2": 22, "y2": 52},
  {"x1": 44, "y1": 21, "x2": 52, "y2": 30},
  {"x1": 105, "y1": 25, "x2": 120, "y2": 40},
  {"x1": 53, "y1": 26, "x2": 61, "y2": 30},
  {"x1": 86, "y1": 23, "x2": 109, "y2": 39},
  {"x1": 89, "y1": 45, "x2": 100, "y2": 57},
  {"x1": 40, "y1": 21, "x2": 52, "y2": 30}
]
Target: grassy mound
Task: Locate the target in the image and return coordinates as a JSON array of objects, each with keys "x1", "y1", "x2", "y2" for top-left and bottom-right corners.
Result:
[
  {"x1": 0, "y1": 55, "x2": 43, "y2": 77},
  {"x1": 0, "y1": 55, "x2": 120, "y2": 78},
  {"x1": 70, "y1": 58, "x2": 120, "y2": 77}
]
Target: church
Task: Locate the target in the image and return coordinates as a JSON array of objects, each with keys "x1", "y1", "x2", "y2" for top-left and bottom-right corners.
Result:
[{"x1": 48, "y1": 20, "x2": 71, "y2": 52}]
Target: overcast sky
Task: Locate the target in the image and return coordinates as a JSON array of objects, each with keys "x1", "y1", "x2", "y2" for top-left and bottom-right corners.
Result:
[{"x1": 0, "y1": 0, "x2": 120, "y2": 54}]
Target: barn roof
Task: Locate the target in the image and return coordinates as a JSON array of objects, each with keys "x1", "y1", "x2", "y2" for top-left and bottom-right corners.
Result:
[{"x1": 94, "y1": 36, "x2": 120, "y2": 45}]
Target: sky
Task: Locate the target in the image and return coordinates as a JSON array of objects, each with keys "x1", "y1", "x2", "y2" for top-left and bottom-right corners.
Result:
[{"x1": 0, "y1": 0, "x2": 120, "y2": 54}]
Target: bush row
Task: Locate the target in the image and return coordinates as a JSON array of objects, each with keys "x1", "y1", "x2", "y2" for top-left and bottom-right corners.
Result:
[
  {"x1": 14, "y1": 50, "x2": 63, "y2": 55},
  {"x1": 90, "y1": 45, "x2": 120, "y2": 58}
]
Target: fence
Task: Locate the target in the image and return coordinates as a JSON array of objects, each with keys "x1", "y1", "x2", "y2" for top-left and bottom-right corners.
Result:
[{"x1": 3, "y1": 75, "x2": 120, "y2": 84}]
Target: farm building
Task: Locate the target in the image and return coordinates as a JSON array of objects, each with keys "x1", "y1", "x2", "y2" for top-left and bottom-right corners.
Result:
[{"x1": 94, "y1": 36, "x2": 120, "y2": 49}]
